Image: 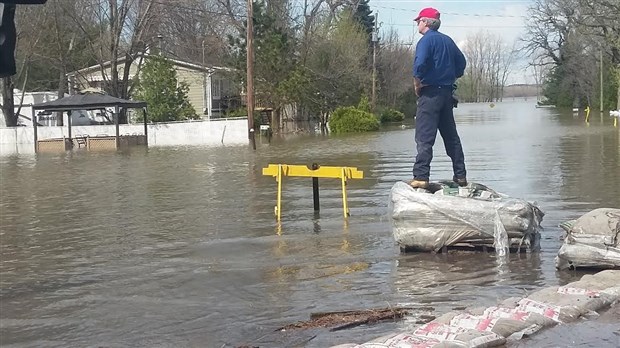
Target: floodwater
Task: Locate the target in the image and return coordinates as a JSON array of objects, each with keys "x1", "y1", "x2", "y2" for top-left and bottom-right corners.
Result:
[{"x1": 1, "y1": 100, "x2": 619, "y2": 347}]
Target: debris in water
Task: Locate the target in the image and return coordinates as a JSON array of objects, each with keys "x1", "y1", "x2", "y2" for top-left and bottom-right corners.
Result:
[{"x1": 276, "y1": 307, "x2": 417, "y2": 332}]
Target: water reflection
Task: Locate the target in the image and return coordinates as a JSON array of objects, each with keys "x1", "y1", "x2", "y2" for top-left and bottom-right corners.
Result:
[{"x1": 1, "y1": 100, "x2": 618, "y2": 347}]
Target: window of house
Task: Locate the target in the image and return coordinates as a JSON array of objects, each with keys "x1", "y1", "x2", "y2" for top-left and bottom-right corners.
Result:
[{"x1": 212, "y1": 78, "x2": 221, "y2": 100}]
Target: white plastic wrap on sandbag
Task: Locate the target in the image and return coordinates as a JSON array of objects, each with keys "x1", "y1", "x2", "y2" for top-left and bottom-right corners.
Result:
[
  {"x1": 556, "y1": 208, "x2": 620, "y2": 270},
  {"x1": 389, "y1": 182, "x2": 543, "y2": 252}
]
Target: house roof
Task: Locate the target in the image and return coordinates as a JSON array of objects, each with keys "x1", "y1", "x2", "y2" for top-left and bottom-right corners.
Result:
[
  {"x1": 33, "y1": 93, "x2": 147, "y2": 111},
  {"x1": 68, "y1": 53, "x2": 232, "y2": 77}
]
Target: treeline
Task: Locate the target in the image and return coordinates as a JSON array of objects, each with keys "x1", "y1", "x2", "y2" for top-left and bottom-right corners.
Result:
[
  {"x1": 1, "y1": 0, "x2": 416, "y2": 128},
  {"x1": 524, "y1": 0, "x2": 619, "y2": 110},
  {"x1": 10, "y1": 1, "x2": 599, "y2": 128},
  {"x1": 457, "y1": 31, "x2": 517, "y2": 103}
]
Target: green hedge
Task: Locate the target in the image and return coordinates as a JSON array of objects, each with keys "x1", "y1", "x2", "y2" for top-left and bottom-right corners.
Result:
[
  {"x1": 380, "y1": 108, "x2": 405, "y2": 123},
  {"x1": 329, "y1": 106, "x2": 380, "y2": 134}
]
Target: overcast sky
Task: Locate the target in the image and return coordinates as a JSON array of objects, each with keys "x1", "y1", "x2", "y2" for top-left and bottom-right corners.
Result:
[{"x1": 370, "y1": 0, "x2": 534, "y2": 84}]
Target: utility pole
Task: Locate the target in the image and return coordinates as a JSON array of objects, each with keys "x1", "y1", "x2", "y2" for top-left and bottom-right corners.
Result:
[
  {"x1": 202, "y1": 40, "x2": 207, "y2": 119},
  {"x1": 600, "y1": 49, "x2": 604, "y2": 113},
  {"x1": 371, "y1": 13, "x2": 378, "y2": 111},
  {"x1": 246, "y1": 0, "x2": 256, "y2": 150},
  {"x1": 157, "y1": 34, "x2": 163, "y2": 56}
]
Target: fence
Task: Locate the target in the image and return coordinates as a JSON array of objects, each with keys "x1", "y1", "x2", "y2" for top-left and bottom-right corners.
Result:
[{"x1": 0, "y1": 118, "x2": 249, "y2": 155}]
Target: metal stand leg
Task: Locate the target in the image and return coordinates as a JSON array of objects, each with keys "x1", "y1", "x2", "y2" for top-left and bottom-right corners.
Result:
[
  {"x1": 276, "y1": 164, "x2": 282, "y2": 221},
  {"x1": 341, "y1": 168, "x2": 349, "y2": 217}
]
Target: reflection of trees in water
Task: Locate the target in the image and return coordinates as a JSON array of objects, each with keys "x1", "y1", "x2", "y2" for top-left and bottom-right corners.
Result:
[{"x1": 555, "y1": 111, "x2": 620, "y2": 207}]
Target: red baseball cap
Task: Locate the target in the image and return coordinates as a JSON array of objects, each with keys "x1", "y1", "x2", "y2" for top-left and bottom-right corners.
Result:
[{"x1": 414, "y1": 7, "x2": 440, "y2": 21}]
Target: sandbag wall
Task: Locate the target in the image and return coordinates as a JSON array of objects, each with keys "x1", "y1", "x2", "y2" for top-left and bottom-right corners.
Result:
[{"x1": 332, "y1": 270, "x2": 620, "y2": 348}]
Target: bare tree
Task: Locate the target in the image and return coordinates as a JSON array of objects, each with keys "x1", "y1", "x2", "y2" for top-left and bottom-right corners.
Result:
[
  {"x1": 498, "y1": 41, "x2": 518, "y2": 101},
  {"x1": 460, "y1": 31, "x2": 516, "y2": 102},
  {"x1": 524, "y1": 0, "x2": 619, "y2": 108},
  {"x1": 530, "y1": 54, "x2": 553, "y2": 102},
  {"x1": 57, "y1": 0, "x2": 165, "y2": 122},
  {"x1": 377, "y1": 28, "x2": 413, "y2": 107},
  {"x1": 153, "y1": 0, "x2": 240, "y2": 65},
  {"x1": 294, "y1": 14, "x2": 369, "y2": 131}
]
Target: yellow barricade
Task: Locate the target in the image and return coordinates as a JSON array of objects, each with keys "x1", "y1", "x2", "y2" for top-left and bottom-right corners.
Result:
[{"x1": 262, "y1": 164, "x2": 364, "y2": 221}]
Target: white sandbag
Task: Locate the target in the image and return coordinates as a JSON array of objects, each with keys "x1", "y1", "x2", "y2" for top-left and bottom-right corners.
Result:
[
  {"x1": 435, "y1": 306, "x2": 554, "y2": 339},
  {"x1": 390, "y1": 181, "x2": 543, "y2": 252},
  {"x1": 350, "y1": 323, "x2": 505, "y2": 348},
  {"x1": 411, "y1": 322, "x2": 505, "y2": 348},
  {"x1": 469, "y1": 306, "x2": 557, "y2": 334},
  {"x1": 356, "y1": 332, "x2": 441, "y2": 347},
  {"x1": 524, "y1": 287, "x2": 616, "y2": 322},
  {"x1": 570, "y1": 269, "x2": 620, "y2": 290},
  {"x1": 555, "y1": 208, "x2": 620, "y2": 270}
]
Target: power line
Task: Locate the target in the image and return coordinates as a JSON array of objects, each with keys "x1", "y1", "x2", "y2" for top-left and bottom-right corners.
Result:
[
  {"x1": 371, "y1": 5, "x2": 527, "y2": 18},
  {"x1": 382, "y1": 23, "x2": 525, "y2": 28},
  {"x1": 372, "y1": 0, "x2": 530, "y2": 3}
]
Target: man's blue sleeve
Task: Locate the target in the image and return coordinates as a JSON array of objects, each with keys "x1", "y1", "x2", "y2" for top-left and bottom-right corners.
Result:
[
  {"x1": 454, "y1": 44, "x2": 466, "y2": 78},
  {"x1": 413, "y1": 39, "x2": 430, "y2": 79}
]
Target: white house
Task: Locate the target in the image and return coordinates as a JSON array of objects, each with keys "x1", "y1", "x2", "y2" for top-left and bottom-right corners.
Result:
[{"x1": 67, "y1": 54, "x2": 240, "y2": 119}]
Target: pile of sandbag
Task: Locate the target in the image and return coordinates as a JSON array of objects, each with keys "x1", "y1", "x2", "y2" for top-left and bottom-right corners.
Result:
[
  {"x1": 331, "y1": 270, "x2": 620, "y2": 348},
  {"x1": 556, "y1": 208, "x2": 620, "y2": 270},
  {"x1": 389, "y1": 181, "x2": 544, "y2": 252}
]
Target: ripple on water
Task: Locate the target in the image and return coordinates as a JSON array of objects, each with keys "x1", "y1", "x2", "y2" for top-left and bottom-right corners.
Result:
[{"x1": 0, "y1": 101, "x2": 618, "y2": 346}]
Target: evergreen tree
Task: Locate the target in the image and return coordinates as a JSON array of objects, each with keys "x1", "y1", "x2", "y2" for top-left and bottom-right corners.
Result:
[
  {"x1": 228, "y1": 1, "x2": 296, "y2": 107},
  {"x1": 134, "y1": 56, "x2": 198, "y2": 122},
  {"x1": 351, "y1": 0, "x2": 375, "y2": 42}
]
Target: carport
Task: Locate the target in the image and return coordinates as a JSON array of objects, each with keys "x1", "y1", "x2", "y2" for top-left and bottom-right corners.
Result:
[{"x1": 31, "y1": 94, "x2": 148, "y2": 152}]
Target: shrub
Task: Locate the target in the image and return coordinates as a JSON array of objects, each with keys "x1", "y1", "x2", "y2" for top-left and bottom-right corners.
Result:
[
  {"x1": 357, "y1": 95, "x2": 371, "y2": 112},
  {"x1": 329, "y1": 106, "x2": 380, "y2": 134},
  {"x1": 226, "y1": 107, "x2": 247, "y2": 118},
  {"x1": 380, "y1": 108, "x2": 405, "y2": 123}
]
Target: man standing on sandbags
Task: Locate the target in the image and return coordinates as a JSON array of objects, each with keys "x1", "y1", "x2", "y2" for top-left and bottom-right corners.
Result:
[{"x1": 409, "y1": 7, "x2": 467, "y2": 190}]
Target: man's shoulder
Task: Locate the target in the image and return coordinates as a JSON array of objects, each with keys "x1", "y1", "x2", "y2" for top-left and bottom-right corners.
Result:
[
  {"x1": 424, "y1": 30, "x2": 453, "y2": 43},
  {"x1": 434, "y1": 31, "x2": 455, "y2": 42}
]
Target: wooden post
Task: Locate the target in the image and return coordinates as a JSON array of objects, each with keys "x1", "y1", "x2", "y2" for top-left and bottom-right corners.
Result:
[
  {"x1": 600, "y1": 49, "x2": 604, "y2": 113},
  {"x1": 32, "y1": 108, "x2": 37, "y2": 153},
  {"x1": 143, "y1": 108, "x2": 148, "y2": 146},
  {"x1": 115, "y1": 106, "x2": 120, "y2": 149},
  {"x1": 67, "y1": 110, "x2": 72, "y2": 149},
  {"x1": 246, "y1": 0, "x2": 256, "y2": 150}
]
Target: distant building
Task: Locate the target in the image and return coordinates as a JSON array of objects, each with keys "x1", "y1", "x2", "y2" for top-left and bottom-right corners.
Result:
[
  {"x1": 67, "y1": 55, "x2": 241, "y2": 119},
  {"x1": 0, "y1": 90, "x2": 57, "y2": 127}
]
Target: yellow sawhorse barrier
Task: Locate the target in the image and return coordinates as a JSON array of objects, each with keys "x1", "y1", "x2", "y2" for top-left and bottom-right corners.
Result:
[{"x1": 262, "y1": 164, "x2": 364, "y2": 221}]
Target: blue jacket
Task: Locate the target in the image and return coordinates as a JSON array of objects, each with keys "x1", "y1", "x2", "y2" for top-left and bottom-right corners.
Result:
[{"x1": 413, "y1": 30, "x2": 466, "y2": 87}]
